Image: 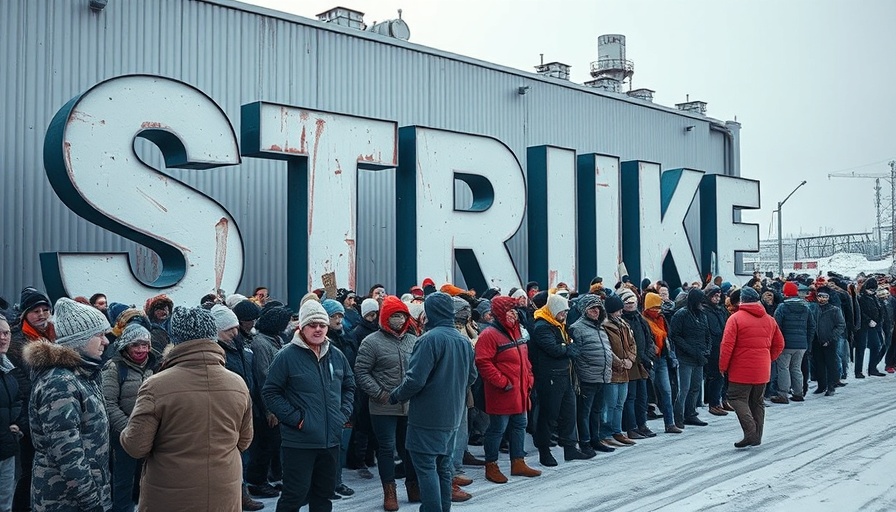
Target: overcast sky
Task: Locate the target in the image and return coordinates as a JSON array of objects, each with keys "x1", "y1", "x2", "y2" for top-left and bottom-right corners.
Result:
[{"x1": 247, "y1": 0, "x2": 895, "y2": 241}]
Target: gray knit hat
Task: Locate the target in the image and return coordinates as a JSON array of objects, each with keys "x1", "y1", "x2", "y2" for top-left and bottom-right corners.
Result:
[
  {"x1": 298, "y1": 300, "x2": 330, "y2": 329},
  {"x1": 576, "y1": 294, "x2": 604, "y2": 314},
  {"x1": 210, "y1": 304, "x2": 239, "y2": 332},
  {"x1": 54, "y1": 297, "x2": 111, "y2": 348},
  {"x1": 169, "y1": 306, "x2": 217, "y2": 344},
  {"x1": 115, "y1": 323, "x2": 151, "y2": 352}
]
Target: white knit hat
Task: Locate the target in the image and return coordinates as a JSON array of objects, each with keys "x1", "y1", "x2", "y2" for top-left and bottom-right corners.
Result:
[
  {"x1": 546, "y1": 294, "x2": 570, "y2": 318},
  {"x1": 361, "y1": 298, "x2": 380, "y2": 317},
  {"x1": 53, "y1": 297, "x2": 111, "y2": 348},
  {"x1": 225, "y1": 293, "x2": 248, "y2": 308},
  {"x1": 210, "y1": 304, "x2": 239, "y2": 332},
  {"x1": 299, "y1": 300, "x2": 330, "y2": 329}
]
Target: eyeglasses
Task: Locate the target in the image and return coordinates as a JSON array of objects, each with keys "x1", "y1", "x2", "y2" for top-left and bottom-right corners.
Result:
[{"x1": 307, "y1": 322, "x2": 328, "y2": 329}]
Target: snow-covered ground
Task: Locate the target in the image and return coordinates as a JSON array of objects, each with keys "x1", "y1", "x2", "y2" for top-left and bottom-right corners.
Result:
[
  {"x1": 813, "y1": 253, "x2": 893, "y2": 277},
  {"x1": 258, "y1": 370, "x2": 896, "y2": 512}
]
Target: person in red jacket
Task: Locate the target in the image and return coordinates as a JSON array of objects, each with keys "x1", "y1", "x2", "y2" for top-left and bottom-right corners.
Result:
[
  {"x1": 719, "y1": 286, "x2": 785, "y2": 449},
  {"x1": 474, "y1": 296, "x2": 541, "y2": 484}
]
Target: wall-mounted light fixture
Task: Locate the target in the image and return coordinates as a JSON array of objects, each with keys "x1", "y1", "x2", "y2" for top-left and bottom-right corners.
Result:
[
  {"x1": 518, "y1": 86, "x2": 530, "y2": 95},
  {"x1": 684, "y1": 125, "x2": 695, "y2": 132},
  {"x1": 89, "y1": 0, "x2": 108, "y2": 12}
]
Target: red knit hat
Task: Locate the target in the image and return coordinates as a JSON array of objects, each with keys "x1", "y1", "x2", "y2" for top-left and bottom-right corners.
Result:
[{"x1": 783, "y1": 281, "x2": 799, "y2": 297}]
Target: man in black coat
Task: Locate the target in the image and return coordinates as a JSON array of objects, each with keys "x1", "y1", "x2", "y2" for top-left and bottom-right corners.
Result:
[
  {"x1": 669, "y1": 289, "x2": 711, "y2": 428},
  {"x1": 812, "y1": 287, "x2": 846, "y2": 395}
]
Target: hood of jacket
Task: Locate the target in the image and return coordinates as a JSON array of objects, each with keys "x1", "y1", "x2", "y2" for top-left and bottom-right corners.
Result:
[
  {"x1": 423, "y1": 292, "x2": 455, "y2": 329},
  {"x1": 23, "y1": 340, "x2": 84, "y2": 371},
  {"x1": 687, "y1": 288, "x2": 705, "y2": 313},
  {"x1": 159, "y1": 338, "x2": 226, "y2": 371},
  {"x1": 379, "y1": 295, "x2": 412, "y2": 336},
  {"x1": 739, "y1": 302, "x2": 767, "y2": 318}
]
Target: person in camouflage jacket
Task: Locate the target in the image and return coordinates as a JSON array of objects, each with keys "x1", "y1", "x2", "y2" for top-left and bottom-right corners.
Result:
[{"x1": 24, "y1": 297, "x2": 112, "y2": 512}]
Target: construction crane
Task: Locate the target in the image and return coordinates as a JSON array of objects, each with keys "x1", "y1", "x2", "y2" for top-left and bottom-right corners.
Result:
[{"x1": 828, "y1": 160, "x2": 896, "y2": 259}]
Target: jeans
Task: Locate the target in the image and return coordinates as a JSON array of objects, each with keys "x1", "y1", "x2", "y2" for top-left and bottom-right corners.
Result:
[
  {"x1": 370, "y1": 415, "x2": 417, "y2": 484},
  {"x1": 0, "y1": 456, "x2": 14, "y2": 512},
  {"x1": 408, "y1": 451, "x2": 453, "y2": 512},
  {"x1": 650, "y1": 357, "x2": 676, "y2": 427},
  {"x1": 674, "y1": 362, "x2": 703, "y2": 423},
  {"x1": 484, "y1": 413, "x2": 527, "y2": 461},
  {"x1": 576, "y1": 383, "x2": 604, "y2": 445},
  {"x1": 111, "y1": 437, "x2": 141, "y2": 512},
  {"x1": 533, "y1": 372, "x2": 578, "y2": 449},
  {"x1": 452, "y1": 406, "x2": 469, "y2": 473},
  {"x1": 599, "y1": 382, "x2": 627, "y2": 439},
  {"x1": 837, "y1": 337, "x2": 850, "y2": 379},
  {"x1": 335, "y1": 427, "x2": 351, "y2": 486},
  {"x1": 277, "y1": 446, "x2": 338, "y2": 512},
  {"x1": 775, "y1": 349, "x2": 805, "y2": 397},
  {"x1": 727, "y1": 382, "x2": 766, "y2": 443},
  {"x1": 622, "y1": 378, "x2": 648, "y2": 431},
  {"x1": 868, "y1": 325, "x2": 885, "y2": 373},
  {"x1": 705, "y1": 363, "x2": 726, "y2": 407}
]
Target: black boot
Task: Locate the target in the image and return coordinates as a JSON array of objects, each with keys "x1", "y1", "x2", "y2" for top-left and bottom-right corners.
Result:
[
  {"x1": 538, "y1": 447, "x2": 557, "y2": 467},
  {"x1": 579, "y1": 443, "x2": 597, "y2": 458},
  {"x1": 563, "y1": 445, "x2": 593, "y2": 461}
]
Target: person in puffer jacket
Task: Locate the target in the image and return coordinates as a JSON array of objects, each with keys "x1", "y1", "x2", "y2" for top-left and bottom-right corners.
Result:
[
  {"x1": 567, "y1": 294, "x2": 617, "y2": 456},
  {"x1": 26, "y1": 298, "x2": 112, "y2": 512},
  {"x1": 720, "y1": 287, "x2": 784, "y2": 448},
  {"x1": 669, "y1": 289, "x2": 711, "y2": 428},
  {"x1": 772, "y1": 282, "x2": 816, "y2": 402},
  {"x1": 101, "y1": 323, "x2": 155, "y2": 512},
  {"x1": 353, "y1": 296, "x2": 419, "y2": 510},
  {"x1": 475, "y1": 296, "x2": 541, "y2": 484}
]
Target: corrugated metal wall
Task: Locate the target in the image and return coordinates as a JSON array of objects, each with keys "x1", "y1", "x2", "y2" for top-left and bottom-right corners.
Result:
[{"x1": 1, "y1": 0, "x2": 735, "y2": 304}]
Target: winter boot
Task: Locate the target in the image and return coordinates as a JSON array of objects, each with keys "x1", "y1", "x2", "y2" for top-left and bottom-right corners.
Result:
[
  {"x1": 485, "y1": 461, "x2": 508, "y2": 484},
  {"x1": 563, "y1": 445, "x2": 594, "y2": 460},
  {"x1": 463, "y1": 451, "x2": 486, "y2": 466},
  {"x1": 538, "y1": 447, "x2": 557, "y2": 467},
  {"x1": 510, "y1": 458, "x2": 542, "y2": 477},
  {"x1": 451, "y1": 483, "x2": 472, "y2": 502},
  {"x1": 405, "y1": 480, "x2": 421, "y2": 503},
  {"x1": 382, "y1": 482, "x2": 399, "y2": 511},
  {"x1": 241, "y1": 486, "x2": 264, "y2": 511},
  {"x1": 579, "y1": 443, "x2": 597, "y2": 458}
]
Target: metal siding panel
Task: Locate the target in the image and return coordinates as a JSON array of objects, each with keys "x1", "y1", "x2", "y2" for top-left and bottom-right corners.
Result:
[{"x1": 2, "y1": 0, "x2": 732, "y2": 302}]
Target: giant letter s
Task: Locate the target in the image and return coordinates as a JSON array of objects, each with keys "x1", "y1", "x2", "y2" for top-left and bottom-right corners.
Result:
[{"x1": 42, "y1": 75, "x2": 244, "y2": 305}]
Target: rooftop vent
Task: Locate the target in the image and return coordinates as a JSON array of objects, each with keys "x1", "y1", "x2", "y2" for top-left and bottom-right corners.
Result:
[
  {"x1": 584, "y1": 76, "x2": 621, "y2": 93},
  {"x1": 535, "y1": 55, "x2": 571, "y2": 81},
  {"x1": 316, "y1": 6, "x2": 365, "y2": 30},
  {"x1": 675, "y1": 99, "x2": 708, "y2": 115},
  {"x1": 627, "y1": 88, "x2": 655, "y2": 102},
  {"x1": 366, "y1": 9, "x2": 411, "y2": 40}
]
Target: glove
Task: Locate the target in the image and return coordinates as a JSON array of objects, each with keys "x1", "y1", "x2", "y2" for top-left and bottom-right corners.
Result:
[
  {"x1": 388, "y1": 393, "x2": 399, "y2": 405},
  {"x1": 503, "y1": 383, "x2": 514, "y2": 391},
  {"x1": 565, "y1": 343, "x2": 581, "y2": 359},
  {"x1": 869, "y1": 320, "x2": 877, "y2": 328}
]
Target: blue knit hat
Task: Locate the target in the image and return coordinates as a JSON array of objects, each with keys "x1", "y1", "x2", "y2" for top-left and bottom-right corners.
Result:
[{"x1": 321, "y1": 299, "x2": 345, "y2": 317}]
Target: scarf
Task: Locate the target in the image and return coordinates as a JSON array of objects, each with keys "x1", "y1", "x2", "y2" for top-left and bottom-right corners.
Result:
[
  {"x1": 533, "y1": 305, "x2": 568, "y2": 344},
  {"x1": 0, "y1": 354, "x2": 14, "y2": 373},
  {"x1": 642, "y1": 309, "x2": 667, "y2": 356},
  {"x1": 22, "y1": 320, "x2": 56, "y2": 342}
]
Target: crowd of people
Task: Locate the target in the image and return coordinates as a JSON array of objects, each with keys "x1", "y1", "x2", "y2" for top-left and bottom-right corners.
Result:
[{"x1": 0, "y1": 268, "x2": 891, "y2": 512}]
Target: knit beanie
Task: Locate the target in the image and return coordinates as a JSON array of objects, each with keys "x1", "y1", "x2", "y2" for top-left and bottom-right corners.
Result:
[
  {"x1": 299, "y1": 300, "x2": 329, "y2": 329},
  {"x1": 817, "y1": 286, "x2": 833, "y2": 296},
  {"x1": 407, "y1": 302, "x2": 425, "y2": 321},
  {"x1": 256, "y1": 306, "x2": 293, "y2": 336},
  {"x1": 322, "y1": 299, "x2": 345, "y2": 317},
  {"x1": 604, "y1": 295, "x2": 624, "y2": 314},
  {"x1": 865, "y1": 279, "x2": 879, "y2": 291},
  {"x1": 510, "y1": 288, "x2": 526, "y2": 300},
  {"x1": 19, "y1": 287, "x2": 51, "y2": 315},
  {"x1": 576, "y1": 294, "x2": 603, "y2": 314},
  {"x1": 225, "y1": 294, "x2": 248, "y2": 308},
  {"x1": 618, "y1": 288, "x2": 637, "y2": 305},
  {"x1": 361, "y1": 298, "x2": 380, "y2": 317},
  {"x1": 107, "y1": 302, "x2": 130, "y2": 325},
  {"x1": 643, "y1": 292, "x2": 663, "y2": 310},
  {"x1": 532, "y1": 290, "x2": 549, "y2": 309},
  {"x1": 169, "y1": 306, "x2": 218, "y2": 344},
  {"x1": 115, "y1": 323, "x2": 151, "y2": 352},
  {"x1": 300, "y1": 292, "x2": 321, "y2": 305},
  {"x1": 400, "y1": 293, "x2": 415, "y2": 303},
  {"x1": 783, "y1": 281, "x2": 799, "y2": 298},
  {"x1": 740, "y1": 287, "x2": 760, "y2": 303},
  {"x1": 474, "y1": 299, "x2": 492, "y2": 318},
  {"x1": 53, "y1": 297, "x2": 111, "y2": 348},
  {"x1": 232, "y1": 300, "x2": 261, "y2": 322},
  {"x1": 546, "y1": 294, "x2": 570, "y2": 317},
  {"x1": 452, "y1": 297, "x2": 472, "y2": 323},
  {"x1": 210, "y1": 304, "x2": 239, "y2": 332}
]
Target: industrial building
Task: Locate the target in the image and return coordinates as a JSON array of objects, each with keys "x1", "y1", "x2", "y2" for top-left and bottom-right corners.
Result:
[{"x1": 1, "y1": 0, "x2": 744, "y2": 305}]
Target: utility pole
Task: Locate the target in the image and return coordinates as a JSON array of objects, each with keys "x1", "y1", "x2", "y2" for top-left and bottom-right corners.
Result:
[
  {"x1": 891, "y1": 160, "x2": 895, "y2": 264},
  {"x1": 777, "y1": 180, "x2": 808, "y2": 278}
]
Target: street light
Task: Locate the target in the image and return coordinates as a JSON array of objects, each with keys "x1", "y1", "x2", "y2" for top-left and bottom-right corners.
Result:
[{"x1": 776, "y1": 180, "x2": 807, "y2": 278}]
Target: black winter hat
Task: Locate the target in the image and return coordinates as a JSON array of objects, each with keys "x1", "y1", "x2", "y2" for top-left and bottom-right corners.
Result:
[
  {"x1": 256, "y1": 306, "x2": 293, "y2": 336},
  {"x1": 604, "y1": 295, "x2": 624, "y2": 314},
  {"x1": 865, "y1": 279, "x2": 879, "y2": 291},
  {"x1": 532, "y1": 290, "x2": 549, "y2": 309},
  {"x1": 232, "y1": 300, "x2": 261, "y2": 322},
  {"x1": 526, "y1": 281, "x2": 540, "y2": 292},
  {"x1": 740, "y1": 287, "x2": 760, "y2": 303},
  {"x1": 591, "y1": 276, "x2": 603, "y2": 285},
  {"x1": 19, "y1": 287, "x2": 51, "y2": 315},
  {"x1": 169, "y1": 306, "x2": 218, "y2": 344}
]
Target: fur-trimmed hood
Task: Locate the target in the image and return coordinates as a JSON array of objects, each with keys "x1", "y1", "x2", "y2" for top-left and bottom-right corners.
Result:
[{"x1": 23, "y1": 340, "x2": 83, "y2": 371}]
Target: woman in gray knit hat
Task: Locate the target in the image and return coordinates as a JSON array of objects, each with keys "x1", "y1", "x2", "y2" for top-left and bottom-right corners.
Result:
[{"x1": 24, "y1": 297, "x2": 112, "y2": 512}]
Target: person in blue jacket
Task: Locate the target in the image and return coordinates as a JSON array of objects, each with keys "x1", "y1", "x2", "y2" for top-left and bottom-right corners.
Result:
[
  {"x1": 389, "y1": 292, "x2": 477, "y2": 512},
  {"x1": 262, "y1": 300, "x2": 355, "y2": 512}
]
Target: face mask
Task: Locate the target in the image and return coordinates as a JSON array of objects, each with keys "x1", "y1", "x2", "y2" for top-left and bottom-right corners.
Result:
[
  {"x1": 388, "y1": 317, "x2": 405, "y2": 332},
  {"x1": 127, "y1": 350, "x2": 149, "y2": 364}
]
